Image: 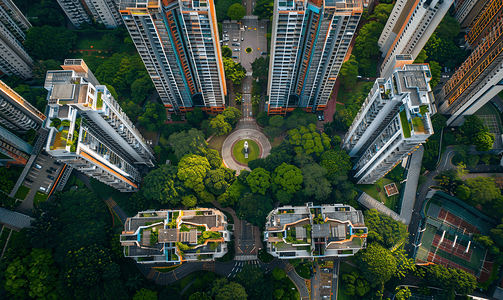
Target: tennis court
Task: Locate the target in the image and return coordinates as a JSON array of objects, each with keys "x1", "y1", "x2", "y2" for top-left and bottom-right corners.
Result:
[{"x1": 415, "y1": 192, "x2": 497, "y2": 278}]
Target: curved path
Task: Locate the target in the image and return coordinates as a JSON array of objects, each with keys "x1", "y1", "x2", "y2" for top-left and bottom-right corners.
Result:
[{"x1": 221, "y1": 123, "x2": 271, "y2": 174}]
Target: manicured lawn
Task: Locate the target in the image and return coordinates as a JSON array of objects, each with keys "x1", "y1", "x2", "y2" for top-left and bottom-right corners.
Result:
[
  {"x1": 33, "y1": 191, "x2": 49, "y2": 206},
  {"x1": 258, "y1": 248, "x2": 274, "y2": 263},
  {"x1": 232, "y1": 139, "x2": 260, "y2": 164},
  {"x1": 14, "y1": 185, "x2": 30, "y2": 200},
  {"x1": 208, "y1": 134, "x2": 228, "y2": 152},
  {"x1": 400, "y1": 110, "x2": 411, "y2": 138},
  {"x1": 357, "y1": 178, "x2": 401, "y2": 212}
]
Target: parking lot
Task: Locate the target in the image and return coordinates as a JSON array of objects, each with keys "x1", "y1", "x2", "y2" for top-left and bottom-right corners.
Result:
[
  {"x1": 15, "y1": 151, "x2": 63, "y2": 214},
  {"x1": 222, "y1": 19, "x2": 268, "y2": 71}
]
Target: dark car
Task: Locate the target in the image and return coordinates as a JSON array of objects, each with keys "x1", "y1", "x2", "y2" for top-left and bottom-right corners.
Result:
[
  {"x1": 25, "y1": 178, "x2": 33, "y2": 183},
  {"x1": 45, "y1": 169, "x2": 53, "y2": 174},
  {"x1": 50, "y1": 167, "x2": 57, "y2": 172},
  {"x1": 41, "y1": 151, "x2": 48, "y2": 156},
  {"x1": 261, "y1": 52, "x2": 267, "y2": 55},
  {"x1": 53, "y1": 161, "x2": 61, "y2": 166},
  {"x1": 47, "y1": 175, "x2": 55, "y2": 180}
]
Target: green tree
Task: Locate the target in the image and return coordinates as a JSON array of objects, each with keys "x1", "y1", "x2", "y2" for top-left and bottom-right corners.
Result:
[
  {"x1": 431, "y1": 113, "x2": 447, "y2": 129},
  {"x1": 237, "y1": 193, "x2": 273, "y2": 227},
  {"x1": 177, "y1": 154, "x2": 211, "y2": 192},
  {"x1": 371, "y1": 4, "x2": 393, "y2": 24},
  {"x1": 354, "y1": 22, "x2": 384, "y2": 58},
  {"x1": 364, "y1": 209, "x2": 408, "y2": 248},
  {"x1": 356, "y1": 243, "x2": 397, "y2": 287},
  {"x1": 0, "y1": 168, "x2": 15, "y2": 194},
  {"x1": 253, "y1": 0, "x2": 274, "y2": 20},
  {"x1": 206, "y1": 148, "x2": 223, "y2": 169},
  {"x1": 455, "y1": 185, "x2": 471, "y2": 201},
  {"x1": 222, "y1": 46, "x2": 232, "y2": 58},
  {"x1": 395, "y1": 287, "x2": 411, "y2": 300},
  {"x1": 257, "y1": 111, "x2": 270, "y2": 126},
  {"x1": 189, "y1": 292, "x2": 211, "y2": 300},
  {"x1": 25, "y1": 26, "x2": 76, "y2": 61},
  {"x1": 205, "y1": 168, "x2": 235, "y2": 195},
  {"x1": 414, "y1": 49, "x2": 428, "y2": 64},
  {"x1": 251, "y1": 56, "x2": 270, "y2": 83},
  {"x1": 222, "y1": 107, "x2": 242, "y2": 126},
  {"x1": 272, "y1": 268, "x2": 286, "y2": 281},
  {"x1": 246, "y1": 167, "x2": 271, "y2": 195},
  {"x1": 4, "y1": 248, "x2": 59, "y2": 299},
  {"x1": 182, "y1": 195, "x2": 198, "y2": 207},
  {"x1": 168, "y1": 128, "x2": 207, "y2": 159},
  {"x1": 320, "y1": 150, "x2": 351, "y2": 177},
  {"x1": 210, "y1": 114, "x2": 232, "y2": 136},
  {"x1": 223, "y1": 57, "x2": 246, "y2": 84},
  {"x1": 339, "y1": 56, "x2": 359, "y2": 90},
  {"x1": 274, "y1": 163, "x2": 303, "y2": 194},
  {"x1": 234, "y1": 265, "x2": 273, "y2": 300},
  {"x1": 287, "y1": 124, "x2": 331, "y2": 156},
  {"x1": 133, "y1": 288, "x2": 158, "y2": 300},
  {"x1": 474, "y1": 131, "x2": 495, "y2": 151},
  {"x1": 332, "y1": 109, "x2": 353, "y2": 131},
  {"x1": 143, "y1": 165, "x2": 187, "y2": 205},
  {"x1": 465, "y1": 176, "x2": 501, "y2": 204},
  {"x1": 228, "y1": 3, "x2": 246, "y2": 20},
  {"x1": 139, "y1": 102, "x2": 167, "y2": 132},
  {"x1": 302, "y1": 163, "x2": 331, "y2": 201},
  {"x1": 269, "y1": 115, "x2": 284, "y2": 127},
  {"x1": 186, "y1": 107, "x2": 205, "y2": 127}
]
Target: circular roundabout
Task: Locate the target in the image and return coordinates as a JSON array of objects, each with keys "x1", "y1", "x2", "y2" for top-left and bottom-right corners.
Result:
[
  {"x1": 221, "y1": 127, "x2": 271, "y2": 173},
  {"x1": 231, "y1": 139, "x2": 261, "y2": 166}
]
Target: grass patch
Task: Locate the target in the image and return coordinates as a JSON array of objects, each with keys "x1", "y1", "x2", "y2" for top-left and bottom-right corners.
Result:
[
  {"x1": 208, "y1": 134, "x2": 228, "y2": 152},
  {"x1": 33, "y1": 191, "x2": 49, "y2": 206},
  {"x1": 295, "y1": 264, "x2": 310, "y2": 279},
  {"x1": 400, "y1": 110, "x2": 411, "y2": 138},
  {"x1": 232, "y1": 139, "x2": 260, "y2": 165},
  {"x1": 357, "y1": 178, "x2": 401, "y2": 212},
  {"x1": 412, "y1": 116, "x2": 425, "y2": 133},
  {"x1": 216, "y1": 241, "x2": 234, "y2": 262},
  {"x1": 14, "y1": 185, "x2": 30, "y2": 200},
  {"x1": 336, "y1": 103, "x2": 345, "y2": 111}
]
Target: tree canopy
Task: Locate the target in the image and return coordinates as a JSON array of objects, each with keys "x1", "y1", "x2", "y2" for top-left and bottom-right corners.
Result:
[
  {"x1": 356, "y1": 243, "x2": 397, "y2": 287},
  {"x1": 223, "y1": 57, "x2": 246, "y2": 84},
  {"x1": 227, "y1": 3, "x2": 246, "y2": 20},
  {"x1": 320, "y1": 150, "x2": 351, "y2": 177},
  {"x1": 138, "y1": 102, "x2": 167, "y2": 132},
  {"x1": 246, "y1": 167, "x2": 271, "y2": 195},
  {"x1": 364, "y1": 209, "x2": 408, "y2": 248},
  {"x1": 177, "y1": 154, "x2": 211, "y2": 192},
  {"x1": 25, "y1": 26, "x2": 76, "y2": 61},
  {"x1": 142, "y1": 165, "x2": 187, "y2": 205},
  {"x1": 168, "y1": 128, "x2": 207, "y2": 159}
]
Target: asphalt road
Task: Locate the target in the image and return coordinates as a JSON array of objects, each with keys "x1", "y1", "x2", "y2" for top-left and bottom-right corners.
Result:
[
  {"x1": 242, "y1": 76, "x2": 253, "y2": 119},
  {"x1": 332, "y1": 260, "x2": 340, "y2": 300},
  {"x1": 311, "y1": 263, "x2": 321, "y2": 300}
]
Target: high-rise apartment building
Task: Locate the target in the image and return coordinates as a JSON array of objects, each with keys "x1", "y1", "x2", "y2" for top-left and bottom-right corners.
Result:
[
  {"x1": 343, "y1": 63, "x2": 434, "y2": 184},
  {"x1": 0, "y1": 0, "x2": 33, "y2": 79},
  {"x1": 119, "y1": 0, "x2": 226, "y2": 115},
  {"x1": 121, "y1": 208, "x2": 232, "y2": 263},
  {"x1": 266, "y1": 0, "x2": 362, "y2": 115},
  {"x1": 438, "y1": 1, "x2": 503, "y2": 125},
  {"x1": 378, "y1": 0, "x2": 454, "y2": 78},
  {"x1": 0, "y1": 80, "x2": 45, "y2": 165},
  {"x1": 43, "y1": 59, "x2": 155, "y2": 192},
  {"x1": 453, "y1": 0, "x2": 490, "y2": 28},
  {"x1": 56, "y1": 0, "x2": 123, "y2": 29},
  {"x1": 264, "y1": 203, "x2": 367, "y2": 259}
]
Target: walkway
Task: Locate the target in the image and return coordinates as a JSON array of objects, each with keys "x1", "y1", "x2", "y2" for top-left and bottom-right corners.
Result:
[
  {"x1": 221, "y1": 124, "x2": 271, "y2": 174},
  {"x1": 400, "y1": 146, "x2": 424, "y2": 225},
  {"x1": 357, "y1": 192, "x2": 406, "y2": 223}
]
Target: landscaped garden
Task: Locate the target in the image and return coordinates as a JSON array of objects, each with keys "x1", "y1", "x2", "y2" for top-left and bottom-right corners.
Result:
[
  {"x1": 33, "y1": 191, "x2": 49, "y2": 206},
  {"x1": 232, "y1": 139, "x2": 260, "y2": 165},
  {"x1": 14, "y1": 185, "x2": 30, "y2": 200},
  {"x1": 357, "y1": 177, "x2": 401, "y2": 212}
]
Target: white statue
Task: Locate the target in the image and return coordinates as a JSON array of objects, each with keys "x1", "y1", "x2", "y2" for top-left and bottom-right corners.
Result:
[{"x1": 244, "y1": 141, "x2": 249, "y2": 153}]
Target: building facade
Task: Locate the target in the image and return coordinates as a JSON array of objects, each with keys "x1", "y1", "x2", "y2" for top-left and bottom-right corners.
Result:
[
  {"x1": 0, "y1": 0, "x2": 33, "y2": 79},
  {"x1": 119, "y1": 0, "x2": 226, "y2": 115},
  {"x1": 120, "y1": 208, "x2": 232, "y2": 263},
  {"x1": 56, "y1": 0, "x2": 123, "y2": 29},
  {"x1": 43, "y1": 59, "x2": 155, "y2": 192},
  {"x1": 264, "y1": 203, "x2": 367, "y2": 259},
  {"x1": 343, "y1": 63, "x2": 434, "y2": 184},
  {"x1": 0, "y1": 80, "x2": 45, "y2": 165},
  {"x1": 378, "y1": 0, "x2": 453, "y2": 78},
  {"x1": 438, "y1": 2, "x2": 503, "y2": 126},
  {"x1": 266, "y1": 0, "x2": 362, "y2": 115}
]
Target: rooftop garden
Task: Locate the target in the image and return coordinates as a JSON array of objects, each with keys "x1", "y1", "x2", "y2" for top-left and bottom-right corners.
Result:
[
  {"x1": 399, "y1": 110, "x2": 411, "y2": 138},
  {"x1": 285, "y1": 227, "x2": 308, "y2": 244},
  {"x1": 419, "y1": 105, "x2": 429, "y2": 115},
  {"x1": 412, "y1": 116, "x2": 425, "y2": 133},
  {"x1": 197, "y1": 231, "x2": 221, "y2": 244},
  {"x1": 96, "y1": 92, "x2": 103, "y2": 109}
]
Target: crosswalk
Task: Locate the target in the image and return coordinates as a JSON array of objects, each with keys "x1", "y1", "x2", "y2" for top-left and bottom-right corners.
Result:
[
  {"x1": 147, "y1": 268, "x2": 157, "y2": 279},
  {"x1": 240, "y1": 117, "x2": 255, "y2": 122},
  {"x1": 105, "y1": 197, "x2": 117, "y2": 208},
  {"x1": 284, "y1": 263, "x2": 294, "y2": 273}
]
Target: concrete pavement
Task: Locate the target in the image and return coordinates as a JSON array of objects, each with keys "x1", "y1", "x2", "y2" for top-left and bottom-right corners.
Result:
[{"x1": 221, "y1": 126, "x2": 271, "y2": 173}]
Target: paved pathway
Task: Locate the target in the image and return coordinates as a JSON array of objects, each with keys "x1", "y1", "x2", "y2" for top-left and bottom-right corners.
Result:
[
  {"x1": 221, "y1": 125, "x2": 271, "y2": 174},
  {"x1": 400, "y1": 146, "x2": 424, "y2": 225}
]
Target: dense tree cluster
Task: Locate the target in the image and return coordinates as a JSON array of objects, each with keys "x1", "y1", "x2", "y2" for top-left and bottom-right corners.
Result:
[{"x1": 364, "y1": 209, "x2": 408, "y2": 248}]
